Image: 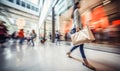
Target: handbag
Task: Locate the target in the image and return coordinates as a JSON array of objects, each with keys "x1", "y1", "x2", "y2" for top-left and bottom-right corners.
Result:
[{"x1": 71, "y1": 25, "x2": 95, "y2": 46}]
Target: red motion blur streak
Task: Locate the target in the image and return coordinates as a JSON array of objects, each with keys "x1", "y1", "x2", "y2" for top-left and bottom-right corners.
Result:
[
  {"x1": 81, "y1": 6, "x2": 109, "y2": 32},
  {"x1": 90, "y1": 6, "x2": 109, "y2": 31},
  {"x1": 112, "y1": 20, "x2": 120, "y2": 25}
]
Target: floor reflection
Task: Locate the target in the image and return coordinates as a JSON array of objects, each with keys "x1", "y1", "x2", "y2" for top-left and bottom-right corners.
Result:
[{"x1": 0, "y1": 40, "x2": 120, "y2": 71}]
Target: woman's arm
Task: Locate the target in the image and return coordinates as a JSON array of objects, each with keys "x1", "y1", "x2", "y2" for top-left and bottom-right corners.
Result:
[{"x1": 74, "y1": 9, "x2": 81, "y2": 32}]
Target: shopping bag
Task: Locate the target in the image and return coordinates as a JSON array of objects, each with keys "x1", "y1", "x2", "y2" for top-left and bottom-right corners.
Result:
[
  {"x1": 86, "y1": 25, "x2": 95, "y2": 41},
  {"x1": 71, "y1": 25, "x2": 95, "y2": 46}
]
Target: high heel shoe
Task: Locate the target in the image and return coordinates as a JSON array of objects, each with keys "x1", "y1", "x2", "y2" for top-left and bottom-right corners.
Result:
[
  {"x1": 66, "y1": 52, "x2": 72, "y2": 58},
  {"x1": 82, "y1": 63, "x2": 96, "y2": 70}
]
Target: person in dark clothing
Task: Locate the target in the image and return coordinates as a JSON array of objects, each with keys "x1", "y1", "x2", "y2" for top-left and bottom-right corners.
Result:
[
  {"x1": 49, "y1": 32, "x2": 52, "y2": 40},
  {"x1": 55, "y1": 31, "x2": 60, "y2": 45},
  {"x1": 11, "y1": 31, "x2": 17, "y2": 39},
  {"x1": 0, "y1": 21, "x2": 8, "y2": 44}
]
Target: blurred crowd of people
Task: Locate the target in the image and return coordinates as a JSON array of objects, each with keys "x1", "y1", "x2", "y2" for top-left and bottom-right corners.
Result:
[{"x1": 0, "y1": 21, "x2": 37, "y2": 47}]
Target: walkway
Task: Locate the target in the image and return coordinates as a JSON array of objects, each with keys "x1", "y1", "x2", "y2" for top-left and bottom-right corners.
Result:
[{"x1": 0, "y1": 40, "x2": 120, "y2": 71}]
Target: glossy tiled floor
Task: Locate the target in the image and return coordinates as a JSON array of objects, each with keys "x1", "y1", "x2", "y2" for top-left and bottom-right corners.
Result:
[{"x1": 0, "y1": 40, "x2": 120, "y2": 71}]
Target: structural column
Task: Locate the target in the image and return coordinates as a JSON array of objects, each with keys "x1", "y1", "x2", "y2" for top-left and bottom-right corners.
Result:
[
  {"x1": 56, "y1": 15, "x2": 60, "y2": 31},
  {"x1": 44, "y1": 21, "x2": 46, "y2": 40},
  {"x1": 52, "y1": 7, "x2": 55, "y2": 43}
]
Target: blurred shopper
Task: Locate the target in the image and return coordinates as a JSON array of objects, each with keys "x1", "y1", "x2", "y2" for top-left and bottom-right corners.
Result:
[
  {"x1": 49, "y1": 32, "x2": 52, "y2": 40},
  {"x1": 65, "y1": 33, "x2": 68, "y2": 41},
  {"x1": 25, "y1": 30, "x2": 31, "y2": 44},
  {"x1": 11, "y1": 31, "x2": 18, "y2": 39},
  {"x1": 66, "y1": 2, "x2": 95, "y2": 70},
  {"x1": 0, "y1": 21, "x2": 8, "y2": 44},
  {"x1": 55, "y1": 31, "x2": 60, "y2": 45},
  {"x1": 18, "y1": 29, "x2": 25, "y2": 44},
  {"x1": 11, "y1": 31, "x2": 18, "y2": 43},
  {"x1": 30, "y1": 30, "x2": 36, "y2": 46}
]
